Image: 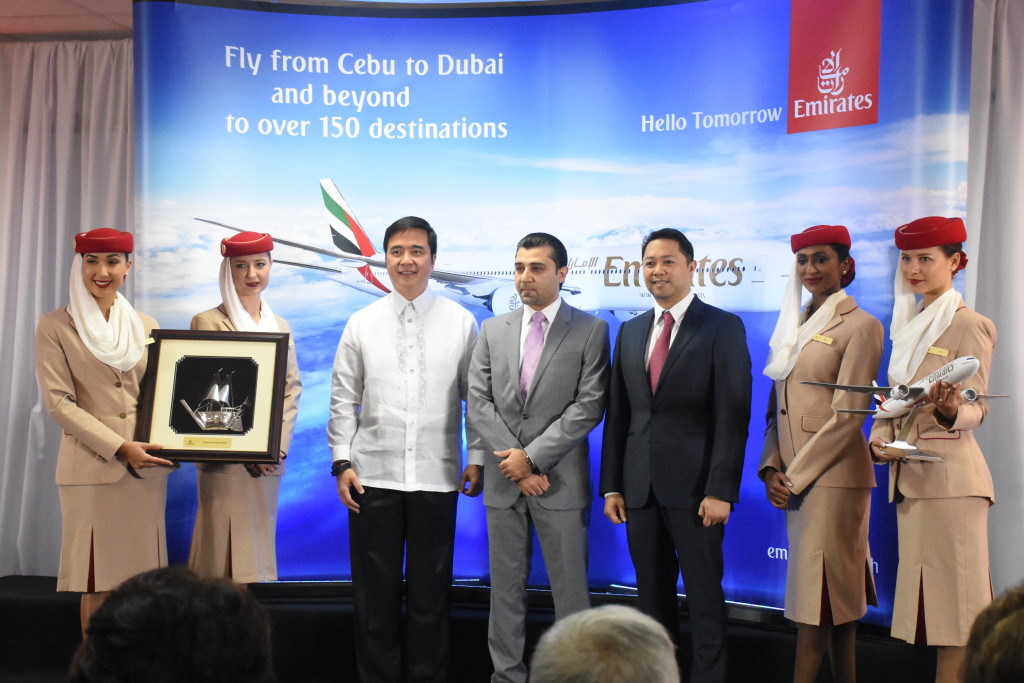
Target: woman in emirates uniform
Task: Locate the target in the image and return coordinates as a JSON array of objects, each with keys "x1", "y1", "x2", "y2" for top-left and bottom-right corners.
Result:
[
  {"x1": 870, "y1": 216, "x2": 996, "y2": 683},
  {"x1": 187, "y1": 231, "x2": 301, "y2": 584},
  {"x1": 35, "y1": 228, "x2": 173, "y2": 635},
  {"x1": 760, "y1": 224, "x2": 882, "y2": 683}
]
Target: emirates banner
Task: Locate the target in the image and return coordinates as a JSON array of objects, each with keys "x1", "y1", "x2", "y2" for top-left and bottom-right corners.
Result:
[{"x1": 135, "y1": 0, "x2": 972, "y2": 625}]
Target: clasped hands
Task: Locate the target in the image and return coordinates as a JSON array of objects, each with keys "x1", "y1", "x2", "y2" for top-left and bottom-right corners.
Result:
[
  {"x1": 494, "y1": 448, "x2": 549, "y2": 496},
  {"x1": 763, "y1": 468, "x2": 794, "y2": 509}
]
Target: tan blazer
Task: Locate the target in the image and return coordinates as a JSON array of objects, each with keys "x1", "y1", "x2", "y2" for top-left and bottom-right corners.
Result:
[
  {"x1": 35, "y1": 307, "x2": 165, "y2": 486},
  {"x1": 870, "y1": 306, "x2": 996, "y2": 502},
  {"x1": 760, "y1": 297, "x2": 882, "y2": 493},
  {"x1": 191, "y1": 304, "x2": 302, "y2": 474}
]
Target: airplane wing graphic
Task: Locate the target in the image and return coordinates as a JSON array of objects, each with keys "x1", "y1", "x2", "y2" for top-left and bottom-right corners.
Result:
[
  {"x1": 193, "y1": 218, "x2": 511, "y2": 287},
  {"x1": 194, "y1": 216, "x2": 584, "y2": 296},
  {"x1": 197, "y1": 178, "x2": 593, "y2": 309}
]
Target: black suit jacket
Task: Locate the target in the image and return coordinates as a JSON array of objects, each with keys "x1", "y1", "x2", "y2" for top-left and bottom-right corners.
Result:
[{"x1": 600, "y1": 297, "x2": 752, "y2": 509}]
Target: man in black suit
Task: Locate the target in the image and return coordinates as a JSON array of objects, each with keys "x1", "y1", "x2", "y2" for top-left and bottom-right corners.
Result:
[{"x1": 600, "y1": 228, "x2": 751, "y2": 683}]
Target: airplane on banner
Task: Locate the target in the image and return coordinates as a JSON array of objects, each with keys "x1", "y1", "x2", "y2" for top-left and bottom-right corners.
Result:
[
  {"x1": 196, "y1": 179, "x2": 792, "y2": 319},
  {"x1": 802, "y1": 356, "x2": 1008, "y2": 461}
]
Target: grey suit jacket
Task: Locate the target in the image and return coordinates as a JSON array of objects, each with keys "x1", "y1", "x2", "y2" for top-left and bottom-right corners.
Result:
[{"x1": 468, "y1": 302, "x2": 610, "y2": 511}]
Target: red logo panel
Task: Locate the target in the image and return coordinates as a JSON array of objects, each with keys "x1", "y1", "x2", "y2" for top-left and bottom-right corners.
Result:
[{"x1": 787, "y1": 0, "x2": 881, "y2": 134}]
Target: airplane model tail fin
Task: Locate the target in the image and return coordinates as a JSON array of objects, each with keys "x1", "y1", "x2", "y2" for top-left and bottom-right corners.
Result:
[
  {"x1": 871, "y1": 380, "x2": 884, "y2": 407},
  {"x1": 320, "y1": 179, "x2": 377, "y2": 256}
]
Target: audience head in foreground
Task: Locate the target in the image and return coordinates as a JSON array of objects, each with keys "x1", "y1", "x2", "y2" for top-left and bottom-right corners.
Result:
[
  {"x1": 962, "y1": 584, "x2": 1024, "y2": 683},
  {"x1": 69, "y1": 565, "x2": 275, "y2": 683},
  {"x1": 531, "y1": 604, "x2": 680, "y2": 683}
]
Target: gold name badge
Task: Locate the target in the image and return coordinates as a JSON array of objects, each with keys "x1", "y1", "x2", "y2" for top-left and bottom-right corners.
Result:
[
  {"x1": 927, "y1": 346, "x2": 950, "y2": 357},
  {"x1": 812, "y1": 334, "x2": 834, "y2": 345},
  {"x1": 145, "y1": 337, "x2": 155, "y2": 345},
  {"x1": 183, "y1": 436, "x2": 232, "y2": 449}
]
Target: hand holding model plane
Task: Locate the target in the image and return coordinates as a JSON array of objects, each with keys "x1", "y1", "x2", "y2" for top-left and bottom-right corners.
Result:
[{"x1": 800, "y1": 356, "x2": 1007, "y2": 462}]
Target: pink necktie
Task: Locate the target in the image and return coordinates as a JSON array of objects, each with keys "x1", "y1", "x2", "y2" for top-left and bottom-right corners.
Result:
[
  {"x1": 520, "y1": 311, "x2": 547, "y2": 399},
  {"x1": 649, "y1": 310, "x2": 674, "y2": 393}
]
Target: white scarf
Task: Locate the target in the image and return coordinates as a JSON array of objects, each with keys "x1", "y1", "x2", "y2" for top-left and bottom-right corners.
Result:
[
  {"x1": 764, "y1": 261, "x2": 848, "y2": 380},
  {"x1": 219, "y1": 258, "x2": 280, "y2": 332},
  {"x1": 888, "y1": 284, "x2": 961, "y2": 384},
  {"x1": 67, "y1": 255, "x2": 147, "y2": 371}
]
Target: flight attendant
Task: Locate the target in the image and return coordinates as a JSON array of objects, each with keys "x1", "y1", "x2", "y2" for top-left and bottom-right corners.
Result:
[
  {"x1": 760, "y1": 225, "x2": 882, "y2": 683},
  {"x1": 35, "y1": 228, "x2": 173, "y2": 635},
  {"x1": 870, "y1": 216, "x2": 996, "y2": 683},
  {"x1": 188, "y1": 231, "x2": 301, "y2": 584}
]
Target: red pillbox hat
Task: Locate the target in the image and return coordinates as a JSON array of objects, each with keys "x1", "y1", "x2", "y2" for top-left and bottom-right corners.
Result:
[{"x1": 221, "y1": 231, "x2": 274, "y2": 257}]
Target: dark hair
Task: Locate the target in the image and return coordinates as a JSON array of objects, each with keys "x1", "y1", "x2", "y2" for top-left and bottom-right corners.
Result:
[
  {"x1": 939, "y1": 242, "x2": 963, "y2": 259},
  {"x1": 69, "y1": 566, "x2": 275, "y2": 683},
  {"x1": 938, "y1": 242, "x2": 967, "y2": 277},
  {"x1": 828, "y1": 243, "x2": 850, "y2": 261},
  {"x1": 829, "y1": 243, "x2": 856, "y2": 286},
  {"x1": 383, "y1": 216, "x2": 437, "y2": 256},
  {"x1": 962, "y1": 584, "x2": 1024, "y2": 683},
  {"x1": 83, "y1": 252, "x2": 132, "y2": 261},
  {"x1": 642, "y1": 228, "x2": 694, "y2": 263},
  {"x1": 516, "y1": 232, "x2": 568, "y2": 270}
]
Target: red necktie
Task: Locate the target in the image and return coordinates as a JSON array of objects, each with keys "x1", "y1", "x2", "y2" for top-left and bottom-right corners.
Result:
[{"x1": 649, "y1": 310, "x2": 674, "y2": 393}]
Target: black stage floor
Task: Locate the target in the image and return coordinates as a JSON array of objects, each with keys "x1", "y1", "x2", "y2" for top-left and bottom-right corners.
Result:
[{"x1": 0, "y1": 575, "x2": 934, "y2": 682}]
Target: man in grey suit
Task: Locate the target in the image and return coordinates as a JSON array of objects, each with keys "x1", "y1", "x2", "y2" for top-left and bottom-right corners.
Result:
[{"x1": 468, "y1": 232, "x2": 610, "y2": 683}]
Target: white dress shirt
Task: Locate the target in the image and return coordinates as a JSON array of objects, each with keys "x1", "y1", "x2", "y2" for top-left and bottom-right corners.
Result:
[{"x1": 328, "y1": 289, "x2": 480, "y2": 492}]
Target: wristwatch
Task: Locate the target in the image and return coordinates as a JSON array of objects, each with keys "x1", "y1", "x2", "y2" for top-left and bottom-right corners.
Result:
[{"x1": 524, "y1": 454, "x2": 540, "y2": 474}]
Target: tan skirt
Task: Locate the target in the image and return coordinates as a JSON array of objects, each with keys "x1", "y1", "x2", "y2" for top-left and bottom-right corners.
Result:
[
  {"x1": 57, "y1": 473, "x2": 168, "y2": 593},
  {"x1": 784, "y1": 484, "x2": 877, "y2": 625},
  {"x1": 891, "y1": 496, "x2": 992, "y2": 646},
  {"x1": 188, "y1": 464, "x2": 281, "y2": 583}
]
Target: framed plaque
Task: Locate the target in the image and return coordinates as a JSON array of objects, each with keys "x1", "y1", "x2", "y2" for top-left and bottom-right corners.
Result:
[{"x1": 139, "y1": 329, "x2": 289, "y2": 463}]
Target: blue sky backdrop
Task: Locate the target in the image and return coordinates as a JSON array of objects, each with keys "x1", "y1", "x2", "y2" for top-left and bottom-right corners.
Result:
[{"x1": 136, "y1": 0, "x2": 971, "y2": 624}]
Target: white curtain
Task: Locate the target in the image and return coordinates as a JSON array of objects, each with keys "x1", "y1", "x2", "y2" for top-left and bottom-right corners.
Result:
[
  {"x1": 0, "y1": 40, "x2": 135, "y2": 576},
  {"x1": 966, "y1": 0, "x2": 1024, "y2": 595}
]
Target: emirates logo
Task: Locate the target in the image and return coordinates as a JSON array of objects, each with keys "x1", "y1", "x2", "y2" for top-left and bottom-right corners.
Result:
[
  {"x1": 817, "y1": 49, "x2": 850, "y2": 96},
  {"x1": 787, "y1": 0, "x2": 880, "y2": 134}
]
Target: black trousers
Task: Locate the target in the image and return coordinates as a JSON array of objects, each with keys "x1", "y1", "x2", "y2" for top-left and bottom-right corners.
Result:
[
  {"x1": 349, "y1": 486, "x2": 459, "y2": 683},
  {"x1": 626, "y1": 495, "x2": 727, "y2": 683}
]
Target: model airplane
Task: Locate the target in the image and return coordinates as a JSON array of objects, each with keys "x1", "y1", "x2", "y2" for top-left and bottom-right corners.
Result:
[
  {"x1": 196, "y1": 179, "x2": 792, "y2": 319},
  {"x1": 800, "y1": 356, "x2": 1008, "y2": 419},
  {"x1": 801, "y1": 355, "x2": 1007, "y2": 461}
]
